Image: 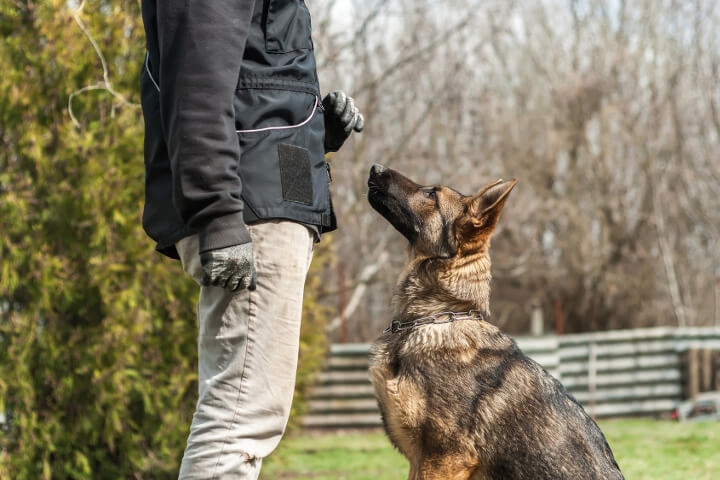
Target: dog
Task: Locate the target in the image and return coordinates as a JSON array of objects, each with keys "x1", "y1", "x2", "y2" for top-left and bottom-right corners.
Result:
[{"x1": 367, "y1": 164, "x2": 623, "y2": 480}]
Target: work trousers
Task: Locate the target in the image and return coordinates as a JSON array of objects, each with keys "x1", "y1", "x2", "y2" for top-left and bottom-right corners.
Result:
[{"x1": 175, "y1": 220, "x2": 314, "y2": 479}]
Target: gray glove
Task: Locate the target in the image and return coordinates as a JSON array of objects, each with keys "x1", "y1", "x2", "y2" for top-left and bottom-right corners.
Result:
[
  {"x1": 200, "y1": 243, "x2": 257, "y2": 291},
  {"x1": 323, "y1": 90, "x2": 364, "y2": 153}
]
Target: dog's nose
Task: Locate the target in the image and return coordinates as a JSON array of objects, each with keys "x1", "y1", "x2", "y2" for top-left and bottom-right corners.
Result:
[{"x1": 371, "y1": 163, "x2": 386, "y2": 175}]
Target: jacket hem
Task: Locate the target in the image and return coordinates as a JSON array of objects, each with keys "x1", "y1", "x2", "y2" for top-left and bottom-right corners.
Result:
[{"x1": 154, "y1": 225, "x2": 196, "y2": 260}]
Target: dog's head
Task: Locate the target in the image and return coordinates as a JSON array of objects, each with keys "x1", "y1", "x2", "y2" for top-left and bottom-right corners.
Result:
[{"x1": 367, "y1": 164, "x2": 516, "y2": 260}]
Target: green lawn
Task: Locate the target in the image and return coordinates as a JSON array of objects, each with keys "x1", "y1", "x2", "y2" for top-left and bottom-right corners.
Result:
[{"x1": 260, "y1": 419, "x2": 720, "y2": 479}]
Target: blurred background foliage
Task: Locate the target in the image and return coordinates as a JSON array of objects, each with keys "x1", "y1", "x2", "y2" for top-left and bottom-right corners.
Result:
[
  {"x1": 0, "y1": 1, "x2": 332, "y2": 478},
  {"x1": 313, "y1": 0, "x2": 720, "y2": 338}
]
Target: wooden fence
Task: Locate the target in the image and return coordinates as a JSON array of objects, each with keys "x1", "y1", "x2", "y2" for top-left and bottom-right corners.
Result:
[{"x1": 302, "y1": 327, "x2": 720, "y2": 428}]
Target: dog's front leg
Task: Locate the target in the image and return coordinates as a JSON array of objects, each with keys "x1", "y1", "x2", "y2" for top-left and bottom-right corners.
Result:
[
  {"x1": 418, "y1": 458, "x2": 476, "y2": 480},
  {"x1": 407, "y1": 463, "x2": 420, "y2": 480}
]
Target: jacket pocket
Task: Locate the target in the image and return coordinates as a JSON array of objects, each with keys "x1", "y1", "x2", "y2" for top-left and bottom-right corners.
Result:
[
  {"x1": 234, "y1": 90, "x2": 330, "y2": 220},
  {"x1": 265, "y1": 0, "x2": 313, "y2": 53}
]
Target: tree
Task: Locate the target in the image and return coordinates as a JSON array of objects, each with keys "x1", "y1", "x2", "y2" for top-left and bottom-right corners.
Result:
[
  {"x1": 0, "y1": 1, "x2": 198, "y2": 477},
  {"x1": 0, "y1": 1, "x2": 332, "y2": 477},
  {"x1": 312, "y1": 0, "x2": 720, "y2": 339}
]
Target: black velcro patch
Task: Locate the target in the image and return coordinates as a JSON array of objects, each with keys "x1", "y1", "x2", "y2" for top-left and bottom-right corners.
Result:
[{"x1": 278, "y1": 144, "x2": 313, "y2": 205}]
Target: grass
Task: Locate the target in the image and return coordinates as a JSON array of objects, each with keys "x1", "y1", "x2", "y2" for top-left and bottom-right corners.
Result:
[
  {"x1": 260, "y1": 419, "x2": 720, "y2": 479},
  {"x1": 261, "y1": 431, "x2": 406, "y2": 480},
  {"x1": 601, "y1": 419, "x2": 720, "y2": 480}
]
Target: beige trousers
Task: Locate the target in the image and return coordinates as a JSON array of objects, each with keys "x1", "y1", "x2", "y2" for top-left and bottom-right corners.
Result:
[{"x1": 175, "y1": 220, "x2": 314, "y2": 480}]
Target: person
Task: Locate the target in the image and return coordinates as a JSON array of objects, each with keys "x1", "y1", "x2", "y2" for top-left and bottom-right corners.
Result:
[{"x1": 139, "y1": 1, "x2": 363, "y2": 478}]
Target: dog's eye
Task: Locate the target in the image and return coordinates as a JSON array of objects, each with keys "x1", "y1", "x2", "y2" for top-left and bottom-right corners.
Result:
[{"x1": 423, "y1": 190, "x2": 436, "y2": 200}]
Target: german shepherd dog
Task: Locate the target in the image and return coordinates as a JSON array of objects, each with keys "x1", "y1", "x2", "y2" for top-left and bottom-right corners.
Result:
[{"x1": 367, "y1": 164, "x2": 623, "y2": 480}]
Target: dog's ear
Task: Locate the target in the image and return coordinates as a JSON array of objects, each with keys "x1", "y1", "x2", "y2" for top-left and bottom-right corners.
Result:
[{"x1": 468, "y1": 179, "x2": 517, "y2": 233}]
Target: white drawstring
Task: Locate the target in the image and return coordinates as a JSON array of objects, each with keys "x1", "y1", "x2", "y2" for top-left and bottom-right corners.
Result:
[
  {"x1": 236, "y1": 96, "x2": 318, "y2": 133},
  {"x1": 145, "y1": 52, "x2": 160, "y2": 92},
  {"x1": 145, "y1": 51, "x2": 318, "y2": 133}
]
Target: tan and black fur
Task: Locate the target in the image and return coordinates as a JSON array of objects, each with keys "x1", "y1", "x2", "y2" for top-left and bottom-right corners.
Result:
[{"x1": 367, "y1": 164, "x2": 623, "y2": 480}]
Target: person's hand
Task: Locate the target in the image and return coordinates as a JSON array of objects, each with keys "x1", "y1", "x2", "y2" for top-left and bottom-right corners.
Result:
[
  {"x1": 200, "y1": 243, "x2": 257, "y2": 291},
  {"x1": 322, "y1": 91, "x2": 364, "y2": 153}
]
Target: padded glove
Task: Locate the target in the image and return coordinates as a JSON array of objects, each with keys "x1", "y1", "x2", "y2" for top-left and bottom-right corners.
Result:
[
  {"x1": 322, "y1": 90, "x2": 364, "y2": 153},
  {"x1": 200, "y1": 243, "x2": 257, "y2": 291}
]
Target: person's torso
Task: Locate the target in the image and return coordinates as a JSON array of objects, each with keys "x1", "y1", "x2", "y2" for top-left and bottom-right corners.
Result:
[{"x1": 141, "y1": 0, "x2": 335, "y2": 257}]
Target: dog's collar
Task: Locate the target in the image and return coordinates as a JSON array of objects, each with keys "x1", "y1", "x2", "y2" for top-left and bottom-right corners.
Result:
[{"x1": 383, "y1": 309, "x2": 488, "y2": 334}]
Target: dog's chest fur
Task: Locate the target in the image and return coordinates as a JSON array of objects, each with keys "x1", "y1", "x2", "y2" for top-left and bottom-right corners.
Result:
[
  {"x1": 370, "y1": 322, "x2": 623, "y2": 480},
  {"x1": 370, "y1": 322, "x2": 513, "y2": 476}
]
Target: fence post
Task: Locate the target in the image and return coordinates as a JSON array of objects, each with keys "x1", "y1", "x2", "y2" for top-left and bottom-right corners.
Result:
[
  {"x1": 555, "y1": 301, "x2": 564, "y2": 336},
  {"x1": 531, "y1": 302, "x2": 544, "y2": 336},
  {"x1": 588, "y1": 342, "x2": 597, "y2": 417},
  {"x1": 684, "y1": 349, "x2": 700, "y2": 399},
  {"x1": 338, "y1": 262, "x2": 347, "y2": 343},
  {"x1": 716, "y1": 273, "x2": 720, "y2": 327}
]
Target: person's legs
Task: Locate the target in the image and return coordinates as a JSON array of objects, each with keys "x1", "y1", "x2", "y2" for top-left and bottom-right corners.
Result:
[{"x1": 175, "y1": 220, "x2": 314, "y2": 480}]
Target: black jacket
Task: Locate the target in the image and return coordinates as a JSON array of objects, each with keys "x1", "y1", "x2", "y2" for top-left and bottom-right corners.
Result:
[{"x1": 140, "y1": 0, "x2": 335, "y2": 259}]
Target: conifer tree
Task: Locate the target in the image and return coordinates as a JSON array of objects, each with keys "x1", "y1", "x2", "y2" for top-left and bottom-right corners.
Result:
[{"x1": 0, "y1": 2, "x2": 331, "y2": 477}]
